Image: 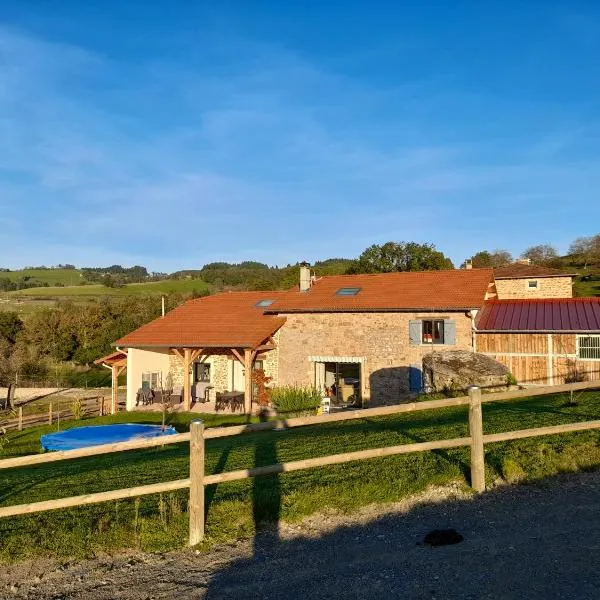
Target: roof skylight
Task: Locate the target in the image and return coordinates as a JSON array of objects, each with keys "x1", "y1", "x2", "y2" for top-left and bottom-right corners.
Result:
[
  {"x1": 255, "y1": 299, "x2": 275, "y2": 307},
  {"x1": 335, "y1": 287, "x2": 361, "y2": 296}
]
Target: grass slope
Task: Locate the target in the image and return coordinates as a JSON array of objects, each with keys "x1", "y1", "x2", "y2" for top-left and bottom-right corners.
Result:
[
  {"x1": 10, "y1": 278, "x2": 209, "y2": 297},
  {"x1": 2, "y1": 388, "x2": 600, "y2": 561},
  {"x1": 574, "y1": 276, "x2": 600, "y2": 297},
  {"x1": 0, "y1": 269, "x2": 84, "y2": 286}
]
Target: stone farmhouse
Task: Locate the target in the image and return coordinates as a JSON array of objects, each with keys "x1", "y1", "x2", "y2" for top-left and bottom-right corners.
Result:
[{"x1": 97, "y1": 264, "x2": 600, "y2": 412}]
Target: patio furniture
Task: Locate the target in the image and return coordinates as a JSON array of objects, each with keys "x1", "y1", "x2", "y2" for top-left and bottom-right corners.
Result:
[
  {"x1": 215, "y1": 391, "x2": 244, "y2": 412},
  {"x1": 136, "y1": 387, "x2": 154, "y2": 406},
  {"x1": 192, "y1": 382, "x2": 213, "y2": 403}
]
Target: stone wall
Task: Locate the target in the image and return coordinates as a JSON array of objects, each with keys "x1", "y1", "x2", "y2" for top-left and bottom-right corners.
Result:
[
  {"x1": 276, "y1": 312, "x2": 473, "y2": 404},
  {"x1": 495, "y1": 276, "x2": 572, "y2": 299}
]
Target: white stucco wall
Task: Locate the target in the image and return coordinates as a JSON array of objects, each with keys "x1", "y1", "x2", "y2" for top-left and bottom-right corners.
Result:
[{"x1": 126, "y1": 347, "x2": 171, "y2": 410}]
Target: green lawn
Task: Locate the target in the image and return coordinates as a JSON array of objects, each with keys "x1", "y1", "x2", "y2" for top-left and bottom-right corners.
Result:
[
  {"x1": 10, "y1": 278, "x2": 209, "y2": 298},
  {"x1": 2, "y1": 389, "x2": 600, "y2": 561},
  {"x1": 574, "y1": 276, "x2": 600, "y2": 297}
]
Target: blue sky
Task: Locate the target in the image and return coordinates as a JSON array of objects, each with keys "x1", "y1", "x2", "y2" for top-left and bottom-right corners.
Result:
[{"x1": 1, "y1": 1, "x2": 599, "y2": 271}]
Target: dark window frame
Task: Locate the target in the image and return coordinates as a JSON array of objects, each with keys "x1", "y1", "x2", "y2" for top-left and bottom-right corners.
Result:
[
  {"x1": 194, "y1": 362, "x2": 211, "y2": 383},
  {"x1": 422, "y1": 319, "x2": 445, "y2": 345}
]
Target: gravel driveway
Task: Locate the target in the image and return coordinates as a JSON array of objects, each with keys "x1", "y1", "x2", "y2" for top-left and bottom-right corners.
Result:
[{"x1": 3, "y1": 470, "x2": 600, "y2": 599}]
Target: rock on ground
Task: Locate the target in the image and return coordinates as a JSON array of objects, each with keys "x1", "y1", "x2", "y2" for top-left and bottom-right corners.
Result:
[{"x1": 423, "y1": 350, "x2": 510, "y2": 393}]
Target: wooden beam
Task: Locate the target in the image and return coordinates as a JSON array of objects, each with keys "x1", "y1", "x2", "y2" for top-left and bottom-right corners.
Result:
[
  {"x1": 203, "y1": 437, "x2": 472, "y2": 486},
  {"x1": 188, "y1": 420, "x2": 205, "y2": 545},
  {"x1": 183, "y1": 348, "x2": 192, "y2": 411},
  {"x1": 189, "y1": 348, "x2": 204, "y2": 363},
  {"x1": 230, "y1": 348, "x2": 244, "y2": 364},
  {"x1": 111, "y1": 366, "x2": 118, "y2": 415},
  {"x1": 171, "y1": 348, "x2": 184, "y2": 361},
  {"x1": 244, "y1": 348, "x2": 253, "y2": 414},
  {"x1": 468, "y1": 386, "x2": 485, "y2": 492},
  {"x1": 254, "y1": 344, "x2": 276, "y2": 352}
]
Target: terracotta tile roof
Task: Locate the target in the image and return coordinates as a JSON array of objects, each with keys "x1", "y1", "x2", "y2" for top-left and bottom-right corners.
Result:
[
  {"x1": 476, "y1": 298, "x2": 600, "y2": 332},
  {"x1": 94, "y1": 350, "x2": 127, "y2": 367},
  {"x1": 266, "y1": 269, "x2": 494, "y2": 313},
  {"x1": 493, "y1": 263, "x2": 575, "y2": 279},
  {"x1": 115, "y1": 292, "x2": 287, "y2": 348}
]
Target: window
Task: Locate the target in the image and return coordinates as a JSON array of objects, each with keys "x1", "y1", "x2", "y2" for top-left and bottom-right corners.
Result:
[
  {"x1": 410, "y1": 319, "x2": 456, "y2": 346},
  {"x1": 194, "y1": 362, "x2": 211, "y2": 382},
  {"x1": 528, "y1": 280, "x2": 539, "y2": 289},
  {"x1": 578, "y1": 336, "x2": 600, "y2": 360},
  {"x1": 141, "y1": 371, "x2": 160, "y2": 389},
  {"x1": 336, "y1": 287, "x2": 361, "y2": 296},
  {"x1": 422, "y1": 320, "x2": 445, "y2": 344},
  {"x1": 255, "y1": 299, "x2": 274, "y2": 307}
]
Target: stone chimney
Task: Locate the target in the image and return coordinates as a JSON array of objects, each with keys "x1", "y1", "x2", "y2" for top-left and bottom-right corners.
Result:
[
  {"x1": 299, "y1": 262, "x2": 312, "y2": 292},
  {"x1": 464, "y1": 259, "x2": 473, "y2": 270}
]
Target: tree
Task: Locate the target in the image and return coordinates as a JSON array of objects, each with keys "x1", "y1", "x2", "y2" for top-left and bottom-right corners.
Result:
[
  {"x1": 348, "y1": 242, "x2": 454, "y2": 274},
  {"x1": 466, "y1": 249, "x2": 512, "y2": 268},
  {"x1": 521, "y1": 244, "x2": 559, "y2": 266},
  {"x1": 569, "y1": 235, "x2": 600, "y2": 269},
  {"x1": 0, "y1": 313, "x2": 23, "y2": 345}
]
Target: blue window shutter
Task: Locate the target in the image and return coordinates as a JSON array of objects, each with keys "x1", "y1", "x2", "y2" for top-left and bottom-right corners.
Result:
[
  {"x1": 409, "y1": 364, "x2": 423, "y2": 392},
  {"x1": 409, "y1": 320, "x2": 422, "y2": 345},
  {"x1": 444, "y1": 319, "x2": 456, "y2": 345}
]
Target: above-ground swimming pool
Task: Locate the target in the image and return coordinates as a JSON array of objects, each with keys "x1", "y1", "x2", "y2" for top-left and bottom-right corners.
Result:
[{"x1": 40, "y1": 423, "x2": 178, "y2": 451}]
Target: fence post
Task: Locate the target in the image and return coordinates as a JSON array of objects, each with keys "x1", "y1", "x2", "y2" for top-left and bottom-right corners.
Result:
[
  {"x1": 99, "y1": 396, "x2": 104, "y2": 417},
  {"x1": 468, "y1": 386, "x2": 485, "y2": 492},
  {"x1": 48, "y1": 402, "x2": 53, "y2": 425},
  {"x1": 18, "y1": 407, "x2": 23, "y2": 431},
  {"x1": 189, "y1": 420, "x2": 205, "y2": 546}
]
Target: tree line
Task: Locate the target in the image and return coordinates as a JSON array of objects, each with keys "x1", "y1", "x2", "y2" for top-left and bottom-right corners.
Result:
[{"x1": 0, "y1": 295, "x2": 186, "y2": 386}]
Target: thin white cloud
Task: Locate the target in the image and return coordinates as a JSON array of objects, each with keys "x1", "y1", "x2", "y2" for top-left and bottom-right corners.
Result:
[{"x1": 0, "y1": 24, "x2": 599, "y2": 270}]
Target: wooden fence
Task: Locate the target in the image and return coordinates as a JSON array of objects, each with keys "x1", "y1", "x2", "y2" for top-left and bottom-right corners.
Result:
[
  {"x1": 0, "y1": 380, "x2": 599, "y2": 546},
  {"x1": 2, "y1": 396, "x2": 119, "y2": 432}
]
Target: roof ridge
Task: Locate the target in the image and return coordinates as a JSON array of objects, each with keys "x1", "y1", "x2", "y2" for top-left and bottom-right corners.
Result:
[
  {"x1": 313, "y1": 268, "x2": 494, "y2": 280},
  {"x1": 485, "y1": 297, "x2": 600, "y2": 304}
]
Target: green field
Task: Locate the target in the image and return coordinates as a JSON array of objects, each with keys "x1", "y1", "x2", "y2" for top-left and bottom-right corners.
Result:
[
  {"x1": 2, "y1": 388, "x2": 600, "y2": 561},
  {"x1": 0, "y1": 268, "x2": 84, "y2": 286},
  {"x1": 10, "y1": 278, "x2": 210, "y2": 297},
  {"x1": 574, "y1": 276, "x2": 600, "y2": 297}
]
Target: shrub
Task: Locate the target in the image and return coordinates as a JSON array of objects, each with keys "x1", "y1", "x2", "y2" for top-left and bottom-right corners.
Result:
[
  {"x1": 71, "y1": 398, "x2": 84, "y2": 420},
  {"x1": 270, "y1": 385, "x2": 323, "y2": 414},
  {"x1": 506, "y1": 373, "x2": 518, "y2": 386}
]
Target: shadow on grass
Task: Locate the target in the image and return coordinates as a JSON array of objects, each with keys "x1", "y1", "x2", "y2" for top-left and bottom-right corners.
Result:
[
  {"x1": 251, "y1": 409, "x2": 281, "y2": 555},
  {"x1": 204, "y1": 470, "x2": 600, "y2": 599}
]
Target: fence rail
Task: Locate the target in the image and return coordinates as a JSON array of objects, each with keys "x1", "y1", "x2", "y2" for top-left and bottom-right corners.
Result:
[
  {"x1": 0, "y1": 380, "x2": 599, "y2": 545},
  {"x1": 1, "y1": 396, "x2": 122, "y2": 433}
]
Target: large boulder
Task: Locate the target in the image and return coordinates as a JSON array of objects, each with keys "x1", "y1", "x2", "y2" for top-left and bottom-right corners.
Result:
[{"x1": 422, "y1": 351, "x2": 511, "y2": 394}]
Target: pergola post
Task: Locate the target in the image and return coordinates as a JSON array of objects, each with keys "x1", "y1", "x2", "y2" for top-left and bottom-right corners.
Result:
[
  {"x1": 183, "y1": 348, "x2": 192, "y2": 411},
  {"x1": 111, "y1": 366, "x2": 118, "y2": 414},
  {"x1": 244, "y1": 348, "x2": 253, "y2": 414}
]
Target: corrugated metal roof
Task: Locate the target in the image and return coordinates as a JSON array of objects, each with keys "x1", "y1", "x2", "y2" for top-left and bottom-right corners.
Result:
[{"x1": 476, "y1": 298, "x2": 600, "y2": 332}]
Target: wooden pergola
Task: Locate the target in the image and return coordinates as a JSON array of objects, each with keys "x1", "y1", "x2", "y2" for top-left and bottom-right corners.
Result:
[
  {"x1": 94, "y1": 350, "x2": 128, "y2": 414},
  {"x1": 170, "y1": 336, "x2": 277, "y2": 412}
]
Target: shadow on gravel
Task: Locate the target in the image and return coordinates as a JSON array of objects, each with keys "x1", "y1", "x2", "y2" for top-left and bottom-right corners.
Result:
[{"x1": 205, "y1": 471, "x2": 600, "y2": 600}]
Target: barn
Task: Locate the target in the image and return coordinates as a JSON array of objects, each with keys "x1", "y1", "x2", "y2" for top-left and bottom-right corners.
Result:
[{"x1": 475, "y1": 297, "x2": 600, "y2": 385}]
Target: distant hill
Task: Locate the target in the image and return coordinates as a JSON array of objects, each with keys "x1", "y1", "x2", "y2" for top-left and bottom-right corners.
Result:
[
  {"x1": 0, "y1": 267, "x2": 84, "y2": 287},
  {"x1": 10, "y1": 278, "x2": 210, "y2": 298}
]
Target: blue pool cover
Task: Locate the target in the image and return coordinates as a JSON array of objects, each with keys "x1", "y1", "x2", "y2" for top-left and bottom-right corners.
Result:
[{"x1": 41, "y1": 423, "x2": 178, "y2": 451}]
